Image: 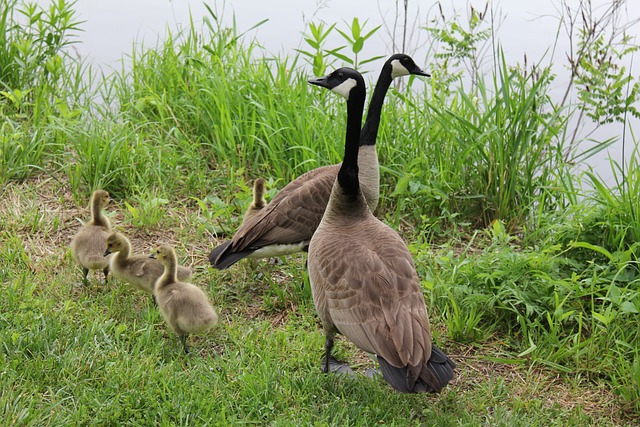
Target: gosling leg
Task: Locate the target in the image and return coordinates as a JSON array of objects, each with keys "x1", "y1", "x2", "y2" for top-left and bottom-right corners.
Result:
[
  {"x1": 79, "y1": 267, "x2": 90, "y2": 286},
  {"x1": 181, "y1": 335, "x2": 189, "y2": 354}
]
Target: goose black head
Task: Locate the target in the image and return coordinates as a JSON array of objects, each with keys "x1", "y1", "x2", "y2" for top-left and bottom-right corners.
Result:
[
  {"x1": 308, "y1": 67, "x2": 365, "y2": 100},
  {"x1": 387, "y1": 53, "x2": 430, "y2": 79}
]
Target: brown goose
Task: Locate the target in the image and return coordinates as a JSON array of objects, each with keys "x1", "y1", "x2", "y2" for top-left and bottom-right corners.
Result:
[
  {"x1": 241, "y1": 178, "x2": 268, "y2": 225},
  {"x1": 151, "y1": 244, "x2": 218, "y2": 354},
  {"x1": 70, "y1": 189, "x2": 112, "y2": 285},
  {"x1": 103, "y1": 232, "x2": 192, "y2": 295},
  {"x1": 307, "y1": 67, "x2": 455, "y2": 393},
  {"x1": 209, "y1": 54, "x2": 429, "y2": 269}
]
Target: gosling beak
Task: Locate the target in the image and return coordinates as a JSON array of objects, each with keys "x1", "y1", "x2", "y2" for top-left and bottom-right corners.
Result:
[
  {"x1": 149, "y1": 253, "x2": 157, "y2": 259},
  {"x1": 103, "y1": 249, "x2": 111, "y2": 257}
]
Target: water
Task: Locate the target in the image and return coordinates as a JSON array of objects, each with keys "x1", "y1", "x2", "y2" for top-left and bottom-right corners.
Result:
[{"x1": 48, "y1": 0, "x2": 640, "y2": 184}]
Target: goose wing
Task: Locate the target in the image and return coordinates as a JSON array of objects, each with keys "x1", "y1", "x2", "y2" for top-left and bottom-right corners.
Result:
[{"x1": 227, "y1": 165, "x2": 339, "y2": 251}]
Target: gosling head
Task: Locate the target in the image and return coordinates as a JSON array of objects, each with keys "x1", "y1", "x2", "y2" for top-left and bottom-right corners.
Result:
[
  {"x1": 92, "y1": 189, "x2": 110, "y2": 208},
  {"x1": 387, "y1": 53, "x2": 430, "y2": 79},
  {"x1": 253, "y1": 178, "x2": 267, "y2": 203},
  {"x1": 254, "y1": 178, "x2": 266, "y2": 196},
  {"x1": 149, "y1": 244, "x2": 175, "y2": 265},
  {"x1": 308, "y1": 67, "x2": 365, "y2": 100},
  {"x1": 103, "y1": 232, "x2": 126, "y2": 257}
]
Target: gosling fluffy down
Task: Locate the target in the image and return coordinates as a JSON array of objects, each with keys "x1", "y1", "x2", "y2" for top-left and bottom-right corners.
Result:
[
  {"x1": 70, "y1": 189, "x2": 112, "y2": 284},
  {"x1": 103, "y1": 232, "x2": 192, "y2": 294},
  {"x1": 151, "y1": 244, "x2": 218, "y2": 353},
  {"x1": 241, "y1": 178, "x2": 267, "y2": 225}
]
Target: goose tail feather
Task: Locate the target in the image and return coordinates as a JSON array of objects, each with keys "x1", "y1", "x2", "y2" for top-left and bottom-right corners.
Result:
[
  {"x1": 208, "y1": 241, "x2": 254, "y2": 270},
  {"x1": 377, "y1": 345, "x2": 455, "y2": 393}
]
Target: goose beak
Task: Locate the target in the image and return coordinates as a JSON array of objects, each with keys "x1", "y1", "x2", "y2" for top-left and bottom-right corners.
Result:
[
  {"x1": 308, "y1": 75, "x2": 330, "y2": 89},
  {"x1": 103, "y1": 249, "x2": 111, "y2": 257},
  {"x1": 149, "y1": 253, "x2": 157, "y2": 259},
  {"x1": 412, "y1": 66, "x2": 430, "y2": 77}
]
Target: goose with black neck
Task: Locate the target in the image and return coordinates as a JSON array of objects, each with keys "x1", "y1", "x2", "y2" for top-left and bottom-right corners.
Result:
[{"x1": 307, "y1": 67, "x2": 456, "y2": 394}]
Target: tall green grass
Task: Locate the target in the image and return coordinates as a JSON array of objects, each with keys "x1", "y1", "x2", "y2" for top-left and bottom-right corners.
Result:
[
  {"x1": 0, "y1": 0, "x2": 85, "y2": 184},
  {"x1": 384, "y1": 57, "x2": 568, "y2": 229},
  {"x1": 109, "y1": 12, "x2": 345, "y2": 196},
  {"x1": 583, "y1": 140, "x2": 640, "y2": 251}
]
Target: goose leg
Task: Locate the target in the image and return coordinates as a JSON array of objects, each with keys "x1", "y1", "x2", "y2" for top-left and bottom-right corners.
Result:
[
  {"x1": 322, "y1": 333, "x2": 355, "y2": 375},
  {"x1": 322, "y1": 335, "x2": 334, "y2": 373},
  {"x1": 102, "y1": 267, "x2": 109, "y2": 284},
  {"x1": 301, "y1": 259, "x2": 308, "y2": 289}
]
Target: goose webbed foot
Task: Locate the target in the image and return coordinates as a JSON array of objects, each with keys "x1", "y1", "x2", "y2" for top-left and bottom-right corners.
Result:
[
  {"x1": 321, "y1": 355, "x2": 355, "y2": 375},
  {"x1": 364, "y1": 367, "x2": 380, "y2": 379}
]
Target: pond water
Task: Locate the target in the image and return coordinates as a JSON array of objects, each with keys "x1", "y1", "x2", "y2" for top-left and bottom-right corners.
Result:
[{"x1": 40, "y1": 0, "x2": 640, "y2": 184}]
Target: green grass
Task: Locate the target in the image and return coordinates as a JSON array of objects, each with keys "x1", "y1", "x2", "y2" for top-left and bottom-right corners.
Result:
[
  {"x1": 1, "y1": 0, "x2": 640, "y2": 424},
  {"x1": 0, "y1": 179, "x2": 633, "y2": 426}
]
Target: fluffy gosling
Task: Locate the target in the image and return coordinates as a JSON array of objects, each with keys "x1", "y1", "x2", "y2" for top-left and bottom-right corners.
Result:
[
  {"x1": 241, "y1": 178, "x2": 267, "y2": 225},
  {"x1": 151, "y1": 244, "x2": 218, "y2": 353},
  {"x1": 103, "y1": 232, "x2": 192, "y2": 297},
  {"x1": 70, "y1": 189, "x2": 112, "y2": 285}
]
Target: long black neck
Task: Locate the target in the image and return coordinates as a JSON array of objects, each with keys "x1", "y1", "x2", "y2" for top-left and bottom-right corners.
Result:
[
  {"x1": 337, "y1": 85, "x2": 366, "y2": 199},
  {"x1": 359, "y1": 62, "x2": 393, "y2": 147}
]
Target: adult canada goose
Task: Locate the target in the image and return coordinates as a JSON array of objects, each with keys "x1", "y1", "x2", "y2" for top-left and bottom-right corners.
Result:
[
  {"x1": 241, "y1": 178, "x2": 267, "y2": 225},
  {"x1": 70, "y1": 189, "x2": 112, "y2": 285},
  {"x1": 307, "y1": 67, "x2": 455, "y2": 393},
  {"x1": 151, "y1": 244, "x2": 218, "y2": 354},
  {"x1": 103, "y1": 232, "x2": 192, "y2": 296},
  {"x1": 209, "y1": 54, "x2": 429, "y2": 269}
]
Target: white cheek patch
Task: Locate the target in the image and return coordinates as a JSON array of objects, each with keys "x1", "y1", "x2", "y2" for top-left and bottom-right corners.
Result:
[
  {"x1": 331, "y1": 78, "x2": 358, "y2": 99},
  {"x1": 390, "y1": 59, "x2": 410, "y2": 78}
]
